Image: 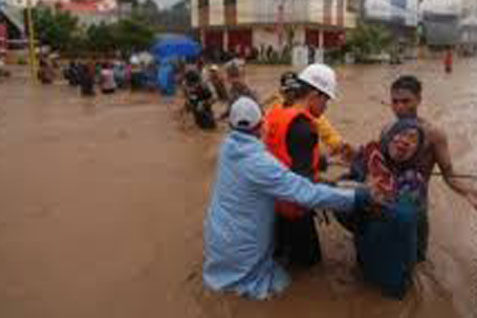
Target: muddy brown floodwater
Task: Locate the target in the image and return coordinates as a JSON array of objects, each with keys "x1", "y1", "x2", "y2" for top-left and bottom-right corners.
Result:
[{"x1": 0, "y1": 60, "x2": 476, "y2": 318}]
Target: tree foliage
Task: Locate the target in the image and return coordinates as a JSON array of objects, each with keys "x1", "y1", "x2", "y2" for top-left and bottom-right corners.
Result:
[
  {"x1": 86, "y1": 22, "x2": 116, "y2": 54},
  {"x1": 32, "y1": 7, "x2": 155, "y2": 57},
  {"x1": 112, "y1": 18, "x2": 155, "y2": 55},
  {"x1": 32, "y1": 7, "x2": 79, "y2": 52},
  {"x1": 345, "y1": 23, "x2": 393, "y2": 62}
]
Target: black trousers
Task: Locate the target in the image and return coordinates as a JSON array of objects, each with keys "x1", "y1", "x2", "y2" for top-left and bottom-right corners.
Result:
[{"x1": 275, "y1": 212, "x2": 321, "y2": 267}]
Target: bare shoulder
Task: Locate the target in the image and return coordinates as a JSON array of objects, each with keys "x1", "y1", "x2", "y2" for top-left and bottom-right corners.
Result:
[{"x1": 418, "y1": 118, "x2": 447, "y2": 144}]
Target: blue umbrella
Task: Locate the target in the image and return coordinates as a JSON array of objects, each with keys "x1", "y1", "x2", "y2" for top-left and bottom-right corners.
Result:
[{"x1": 152, "y1": 35, "x2": 202, "y2": 60}]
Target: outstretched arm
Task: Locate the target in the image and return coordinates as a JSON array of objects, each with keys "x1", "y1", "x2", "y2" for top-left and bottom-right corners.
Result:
[
  {"x1": 243, "y1": 151, "x2": 357, "y2": 211},
  {"x1": 316, "y1": 116, "x2": 356, "y2": 164},
  {"x1": 434, "y1": 129, "x2": 477, "y2": 209}
]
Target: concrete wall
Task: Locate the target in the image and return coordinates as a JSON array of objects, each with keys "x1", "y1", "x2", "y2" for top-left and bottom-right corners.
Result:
[
  {"x1": 191, "y1": 0, "x2": 198, "y2": 28},
  {"x1": 309, "y1": 0, "x2": 323, "y2": 25},
  {"x1": 237, "y1": 0, "x2": 253, "y2": 25},
  {"x1": 209, "y1": 0, "x2": 224, "y2": 26}
]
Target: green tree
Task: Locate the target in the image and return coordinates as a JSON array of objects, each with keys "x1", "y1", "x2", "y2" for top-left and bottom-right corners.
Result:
[
  {"x1": 86, "y1": 22, "x2": 115, "y2": 54},
  {"x1": 112, "y1": 18, "x2": 155, "y2": 56},
  {"x1": 32, "y1": 7, "x2": 80, "y2": 52},
  {"x1": 345, "y1": 22, "x2": 392, "y2": 62}
]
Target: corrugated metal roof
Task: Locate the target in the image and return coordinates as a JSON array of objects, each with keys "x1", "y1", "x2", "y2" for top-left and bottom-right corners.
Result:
[{"x1": 0, "y1": 5, "x2": 25, "y2": 34}]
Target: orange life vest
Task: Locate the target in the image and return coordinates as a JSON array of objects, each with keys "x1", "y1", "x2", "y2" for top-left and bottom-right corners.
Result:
[
  {"x1": 264, "y1": 105, "x2": 320, "y2": 180},
  {"x1": 263, "y1": 104, "x2": 321, "y2": 220}
]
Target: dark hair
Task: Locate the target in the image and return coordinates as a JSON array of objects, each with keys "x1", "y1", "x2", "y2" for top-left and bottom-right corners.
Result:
[
  {"x1": 391, "y1": 75, "x2": 422, "y2": 96},
  {"x1": 280, "y1": 71, "x2": 298, "y2": 89},
  {"x1": 226, "y1": 63, "x2": 240, "y2": 78},
  {"x1": 185, "y1": 69, "x2": 201, "y2": 85}
]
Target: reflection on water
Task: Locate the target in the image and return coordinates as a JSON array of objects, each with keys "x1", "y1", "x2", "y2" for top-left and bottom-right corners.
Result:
[{"x1": 0, "y1": 60, "x2": 475, "y2": 318}]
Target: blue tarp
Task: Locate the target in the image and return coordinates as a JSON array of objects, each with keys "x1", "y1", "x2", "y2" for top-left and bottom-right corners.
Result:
[
  {"x1": 157, "y1": 61, "x2": 176, "y2": 95},
  {"x1": 151, "y1": 35, "x2": 201, "y2": 60}
]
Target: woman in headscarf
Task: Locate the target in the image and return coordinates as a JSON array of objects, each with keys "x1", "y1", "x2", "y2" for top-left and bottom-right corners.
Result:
[{"x1": 339, "y1": 118, "x2": 427, "y2": 299}]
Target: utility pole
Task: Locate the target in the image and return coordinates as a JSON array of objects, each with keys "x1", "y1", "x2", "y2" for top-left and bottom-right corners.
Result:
[{"x1": 26, "y1": 0, "x2": 37, "y2": 82}]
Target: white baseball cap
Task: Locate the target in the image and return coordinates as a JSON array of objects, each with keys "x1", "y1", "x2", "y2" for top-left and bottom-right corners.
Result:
[
  {"x1": 298, "y1": 63, "x2": 337, "y2": 99},
  {"x1": 229, "y1": 97, "x2": 263, "y2": 131}
]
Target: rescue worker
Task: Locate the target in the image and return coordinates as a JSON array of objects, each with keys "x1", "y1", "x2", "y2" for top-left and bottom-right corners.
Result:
[
  {"x1": 266, "y1": 71, "x2": 353, "y2": 159},
  {"x1": 203, "y1": 96, "x2": 376, "y2": 300},
  {"x1": 263, "y1": 64, "x2": 349, "y2": 267}
]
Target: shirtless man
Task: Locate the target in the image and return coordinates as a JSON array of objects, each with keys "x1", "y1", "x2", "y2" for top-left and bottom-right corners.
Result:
[{"x1": 383, "y1": 75, "x2": 477, "y2": 261}]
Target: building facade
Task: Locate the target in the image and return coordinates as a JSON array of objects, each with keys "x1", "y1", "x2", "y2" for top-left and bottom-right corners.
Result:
[
  {"x1": 420, "y1": 0, "x2": 461, "y2": 46},
  {"x1": 191, "y1": 0, "x2": 358, "y2": 56},
  {"x1": 364, "y1": 0, "x2": 419, "y2": 26}
]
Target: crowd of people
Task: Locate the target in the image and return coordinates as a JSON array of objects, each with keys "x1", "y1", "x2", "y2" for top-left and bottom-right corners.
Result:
[
  {"x1": 62, "y1": 58, "x2": 159, "y2": 96},
  {"x1": 34, "y1": 52, "x2": 169, "y2": 97},
  {"x1": 202, "y1": 62, "x2": 477, "y2": 301}
]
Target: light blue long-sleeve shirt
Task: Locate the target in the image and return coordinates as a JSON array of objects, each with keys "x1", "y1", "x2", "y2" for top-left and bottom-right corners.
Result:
[{"x1": 203, "y1": 131, "x2": 356, "y2": 300}]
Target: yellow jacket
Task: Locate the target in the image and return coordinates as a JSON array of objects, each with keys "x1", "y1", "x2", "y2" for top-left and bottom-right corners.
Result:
[{"x1": 264, "y1": 94, "x2": 343, "y2": 154}]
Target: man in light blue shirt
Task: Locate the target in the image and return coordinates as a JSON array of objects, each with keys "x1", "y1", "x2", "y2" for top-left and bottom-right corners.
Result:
[{"x1": 203, "y1": 97, "x2": 373, "y2": 300}]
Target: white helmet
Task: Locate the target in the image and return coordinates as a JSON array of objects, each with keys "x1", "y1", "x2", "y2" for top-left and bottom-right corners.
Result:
[
  {"x1": 298, "y1": 63, "x2": 337, "y2": 99},
  {"x1": 229, "y1": 97, "x2": 263, "y2": 131}
]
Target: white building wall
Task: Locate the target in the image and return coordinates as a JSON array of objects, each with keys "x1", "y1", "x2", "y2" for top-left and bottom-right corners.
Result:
[
  {"x1": 254, "y1": 0, "x2": 275, "y2": 24},
  {"x1": 345, "y1": 10, "x2": 358, "y2": 28},
  {"x1": 191, "y1": 0, "x2": 198, "y2": 28},
  {"x1": 309, "y1": 0, "x2": 324, "y2": 24},
  {"x1": 332, "y1": 0, "x2": 339, "y2": 25},
  {"x1": 237, "y1": 0, "x2": 254, "y2": 25},
  {"x1": 209, "y1": 0, "x2": 224, "y2": 26}
]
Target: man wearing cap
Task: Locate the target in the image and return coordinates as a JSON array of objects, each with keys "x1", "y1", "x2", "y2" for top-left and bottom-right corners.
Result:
[
  {"x1": 203, "y1": 97, "x2": 375, "y2": 300},
  {"x1": 263, "y1": 63, "x2": 350, "y2": 267}
]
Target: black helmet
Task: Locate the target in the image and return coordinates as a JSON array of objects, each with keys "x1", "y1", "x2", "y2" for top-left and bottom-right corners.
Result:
[{"x1": 280, "y1": 71, "x2": 301, "y2": 91}]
